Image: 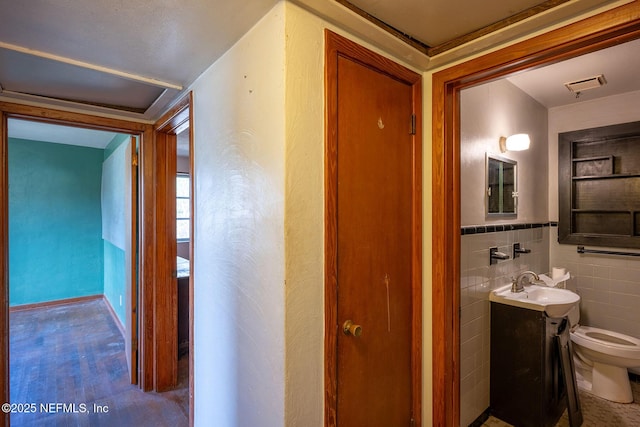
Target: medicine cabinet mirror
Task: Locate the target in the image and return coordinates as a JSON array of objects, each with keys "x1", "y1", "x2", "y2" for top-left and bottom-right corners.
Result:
[{"x1": 486, "y1": 153, "x2": 517, "y2": 217}]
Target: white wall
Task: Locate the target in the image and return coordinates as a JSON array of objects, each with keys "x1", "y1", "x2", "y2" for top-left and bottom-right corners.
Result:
[
  {"x1": 187, "y1": 1, "x2": 627, "y2": 425},
  {"x1": 548, "y1": 90, "x2": 640, "y2": 341},
  {"x1": 191, "y1": 2, "x2": 428, "y2": 425},
  {"x1": 548, "y1": 89, "x2": 640, "y2": 220},
  {"x1": 281, "y1": 4, "x2": 432, "y2": 422},
  {"x1": 283, "y1": 4, "x2": 325, "y2": 425},
  {"x1": 460, "y1": 79, "x2": 548, "y2": 226},
  {"x1": 177, "y1": 155, "x2": 189, "y2": 174},
  {"x1": 460, "y1": 227, "x2": 549, "y2": 426},
  {"x1": 458, "y1": 70, "x2": 640, "y2": 426},
  {"x1": 191, "y1": 4, "x2": 286, "y2": 425},
  {"x1": 459, "y1": 77, "x2": 551, "y2": 425}
]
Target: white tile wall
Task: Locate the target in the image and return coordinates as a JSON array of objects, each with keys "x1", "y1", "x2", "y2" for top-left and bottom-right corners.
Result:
[
  {"x1": 459, "y1": 226, "x2": 549, "y2": 426},
  {"x1": 549, "y1": 227, "x2": 640, "y2": 339}
]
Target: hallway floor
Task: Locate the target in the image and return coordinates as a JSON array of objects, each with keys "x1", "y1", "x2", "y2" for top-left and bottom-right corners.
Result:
[
  {"x1": 483, "y1": 380, "x2": 640, "y2": 427},
  {"x1": 9, "y1": 298, "x2": 189, "y2": 426}
]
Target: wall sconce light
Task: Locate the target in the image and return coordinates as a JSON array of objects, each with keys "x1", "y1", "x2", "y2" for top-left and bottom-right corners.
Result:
[{"x1": 499, "y1": 134, "x2": 530, "y2": 152}]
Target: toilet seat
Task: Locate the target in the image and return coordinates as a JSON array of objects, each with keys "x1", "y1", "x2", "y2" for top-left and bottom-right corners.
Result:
[{"x1": 571, "y1": 325, "x2": 640, "y2": 362}]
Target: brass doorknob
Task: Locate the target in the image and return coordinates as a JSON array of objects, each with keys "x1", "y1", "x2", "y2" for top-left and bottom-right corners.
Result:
[{"x1": 343, "y1": 320, "x2": 362, "y2": 337}]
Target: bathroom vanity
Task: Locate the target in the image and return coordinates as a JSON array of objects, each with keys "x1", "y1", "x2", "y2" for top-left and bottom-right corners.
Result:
[{"x1": 490, "y1": 302, "x2": 567, "y2": 427}]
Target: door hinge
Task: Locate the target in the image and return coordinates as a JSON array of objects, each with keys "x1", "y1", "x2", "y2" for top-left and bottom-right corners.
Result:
[
  {"x1": 132, "y1": 154, "x2": 139, "y2": 166},
  {"x1": 410, "y1": 418, "x2": 416, "y2": 427},
  {"x1": 410, "y1": 114, "x2": 416, "y2": 135}
]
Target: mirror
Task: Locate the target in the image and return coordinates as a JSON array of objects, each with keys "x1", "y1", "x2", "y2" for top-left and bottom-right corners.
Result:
[{"x1": 486, "y1": 153, "x2": 517, "y2": 216}]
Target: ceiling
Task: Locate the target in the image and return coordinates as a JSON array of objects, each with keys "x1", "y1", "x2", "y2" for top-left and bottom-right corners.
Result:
[
  {"x1": 0, "y1": 0, "x2": 280, "y2": 121},
  {"x1": 0, "y1": 0, "x2": 633, "y2": 142},
  {"x1": 350, "y1": 0, "x2": 549, "y2": 46},
  {"x1": 8, "y1": 118, "x2": 118, "y2": 149},
  {"x1": 507, "y1": 37, "x2": 640, "y2": 108},
  {"x1": 340, "y1": 0, "x2": 570, "y2": 53}
]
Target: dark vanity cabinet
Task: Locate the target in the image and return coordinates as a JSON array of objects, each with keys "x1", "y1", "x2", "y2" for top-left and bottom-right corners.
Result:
[{"x1": 490, "y1": 303, "x2": 566, "y2": 427}]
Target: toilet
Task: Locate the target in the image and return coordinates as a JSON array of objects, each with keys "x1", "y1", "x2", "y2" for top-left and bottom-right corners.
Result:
[{"x1": 568, "y1": 305, "x2": 640, "y2": 403}]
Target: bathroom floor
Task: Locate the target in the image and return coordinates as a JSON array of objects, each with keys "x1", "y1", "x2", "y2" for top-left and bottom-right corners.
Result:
[{"x1": 483, "y1": 380, "x2": 640, "y2": 427}]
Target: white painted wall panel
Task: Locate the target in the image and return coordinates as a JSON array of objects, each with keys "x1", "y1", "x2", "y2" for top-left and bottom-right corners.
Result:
[
  {"x1": 548, "y1": 89, "x2": 640, "y2": 343},
  {"x1": 283, "y1": 3, "x2": 325, "y2": 426},
  {"x1": 101, "y1": 139, "x2": 128, "y2": 249},
  {"x1": 460, "y1": 79, "x2": 549, "y2": 226},
  {"x1": 191, "y1": 4, "x2": 286, "y2": 425}
]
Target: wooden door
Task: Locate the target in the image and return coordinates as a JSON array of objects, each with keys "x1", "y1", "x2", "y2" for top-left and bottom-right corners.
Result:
[{"x1": 325, "y1": 31, "x2": 422, "y2": 427}]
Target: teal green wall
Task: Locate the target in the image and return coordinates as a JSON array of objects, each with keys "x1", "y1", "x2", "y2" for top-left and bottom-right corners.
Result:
[
  {"x1": 103, "y1": 240, "x2": 126, "y2": 323},
  {"x1": 9, "y1": 138, "x2": 104, "y2": 306},
  {"x1": 102, "y1": 134, "x2": 130, "y2": 325}
]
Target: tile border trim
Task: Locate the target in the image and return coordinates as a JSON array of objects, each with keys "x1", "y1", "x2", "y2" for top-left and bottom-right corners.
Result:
[{"x1": 461, "y1": 221, "x2": 557, "y2": 235}]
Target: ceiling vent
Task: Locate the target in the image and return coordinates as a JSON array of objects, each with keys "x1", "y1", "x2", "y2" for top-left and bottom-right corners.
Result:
[{"x1": 564, "y1": 74, "x2": 607, "y2": 94}]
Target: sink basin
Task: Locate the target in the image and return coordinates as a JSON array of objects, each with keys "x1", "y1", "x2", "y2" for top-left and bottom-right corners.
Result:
[{"x1": 489, "y1": 284, "x2": 580, "y2": 318}]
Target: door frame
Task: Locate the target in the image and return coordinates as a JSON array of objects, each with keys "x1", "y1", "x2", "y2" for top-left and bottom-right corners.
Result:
[
  {"x1": 151, "y1": 92, "x2": 192, "y2": 390},
  {"x1": 126, "y1": 136, "x2": 138, "y2": 385},
  {"x1": 432, "y1": 3, "x2": 640, "y2": 425},
  {"x1": 152, "y1": 92, "x2": 193, "y2": 423},
  {"x1": 0, "y1": 102, "x2": 152, "y2": 426},
  {"x1": 324, "y1": 30, "x2": 423, "y2": 426}
]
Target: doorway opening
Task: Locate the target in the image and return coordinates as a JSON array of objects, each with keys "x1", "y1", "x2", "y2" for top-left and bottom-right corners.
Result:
[
  {"x1": 0, "y1": 102, "x2": 194, "y2": 426},
  {"x1": 4, "y1": 116, "x2": 165, "y2": 424},
  {"x1": 431, "y1": 3, "x2": 640, "y2": 425},
  {"x1": 152, "y1": 93, "x2": 194, "y2": 425}
]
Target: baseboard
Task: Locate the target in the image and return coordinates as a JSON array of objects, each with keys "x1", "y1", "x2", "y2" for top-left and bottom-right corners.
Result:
[
  {"x1": 102, "y1": 295, "x2": 125, "y2": 339},
  {"x1": 9, "y1": 294, "x2": 102, "y2": 312}
]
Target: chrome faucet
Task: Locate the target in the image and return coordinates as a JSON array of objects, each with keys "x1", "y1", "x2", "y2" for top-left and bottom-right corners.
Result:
[{"x1": 511, "y1": 271, "x2": 540, "y2": 293}]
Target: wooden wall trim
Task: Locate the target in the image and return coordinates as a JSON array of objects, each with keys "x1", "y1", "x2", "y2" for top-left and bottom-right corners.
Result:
[
  {"x1": 152, "y1": 130, "x2": 178, "y2": 392},
  {"x1": 0, "y1": 101, "x2": 150, "y2": 133},
  {"x1": 431, "y1": 3, "x2": 640, "y2": 426},
  {"x1": 154, "y1": 95, "x2": 190, "y2": 134},
  {"x1": 139, "y1": 126, "x2": 156, "y2": 392},
  {"x1": 324, "y1": 29, "x2": 423, "y2": 427},
  {"x1": 128, "y1": 138, "x2": 138, "y2": 386},
  {"x1": 426, "y1": 0, "x2": 570, "y2": 56},
  {"x1": 0, "y1": 102, "x2": 152, "y2": 426},
  {"x1": 324, "y1": 30, "x2": 339, "y2": 427},
  {"x1": 9, "y1": 294, "x2": 103, "y2": 312},
  {"x1": 333, "y1": 0, "x2": 430, "y2": 55},
  {"x1": 0, "y1": 112, "x2": 8, "y2": 427},
  {"x1": 187, "y1": 92, "x2": 195, "y2": 427},
  {"x1": 411, "y1": 77, "x2": 424, "y2": 427},
  {"x1": 102, "y1": 295, "x2": 126, "y2": 338},
  {"x1": 151, "y1": 92, "x2": 191, "y2": 404}
]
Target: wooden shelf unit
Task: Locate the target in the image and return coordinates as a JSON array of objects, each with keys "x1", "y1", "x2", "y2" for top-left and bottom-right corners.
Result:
[{"x1": 559, "y1": 121, "x2": 640, "y2": 248}]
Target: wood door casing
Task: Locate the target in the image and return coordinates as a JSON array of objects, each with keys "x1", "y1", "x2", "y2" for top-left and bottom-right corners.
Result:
[
  {"x1": 125, "y1": 137, "x2": 138, "y2": 385},
  {"x1": 0, "y1": 112, "x2": 8, "y2": 427},
  {"x1": 325, "y1": 30, "x2": 422, "y2": 427},
  {"x1": 0, "y1": 102, "x2": 151, "y2": 427},
  {"x1": 153, "y1": 130, "x2": 178, "y2": 392},
  {"x1": 431, "y1": 3, "x2": 640, "y2": 426},
  {"x1": 151, "y1": 93, "x2": 192, "y2": 403}
]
